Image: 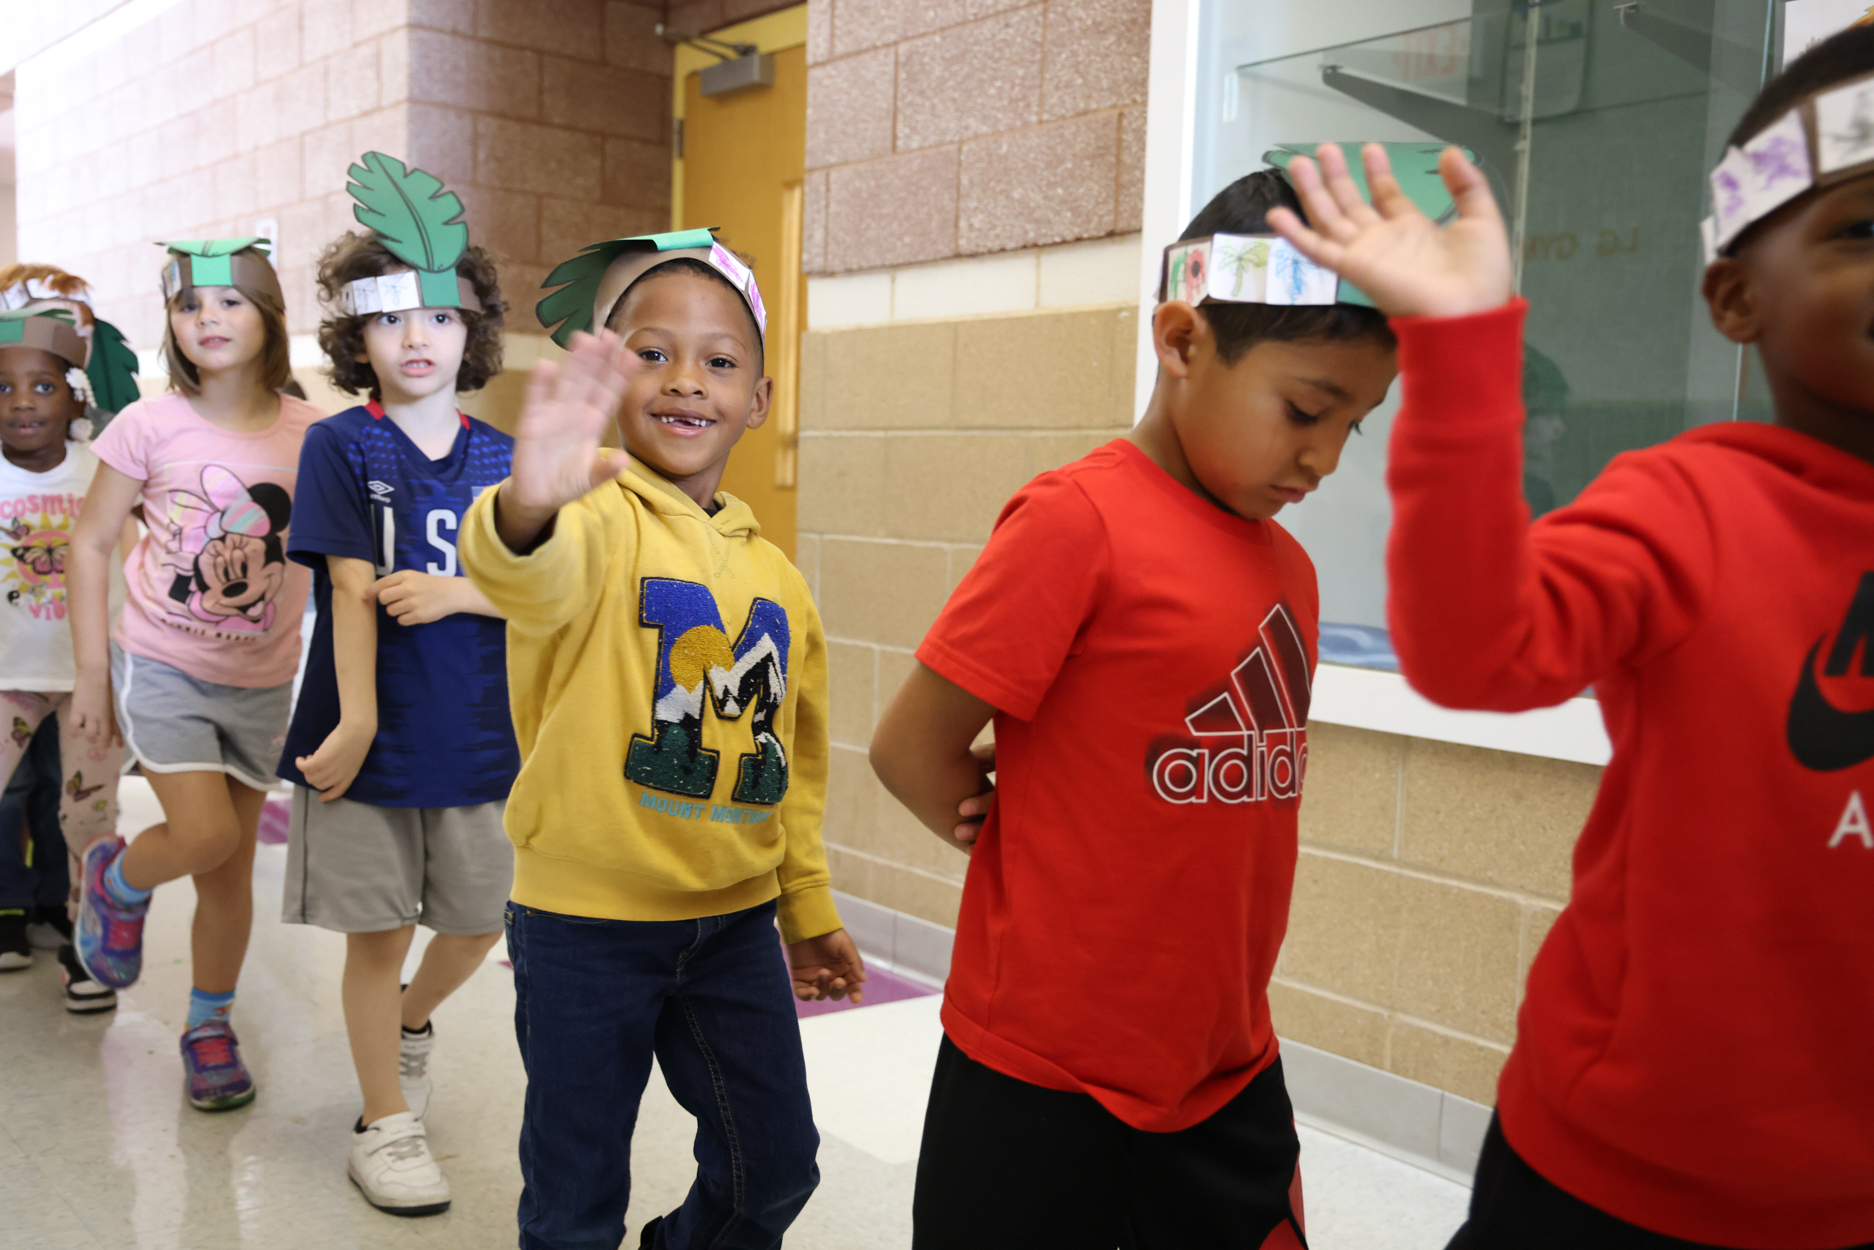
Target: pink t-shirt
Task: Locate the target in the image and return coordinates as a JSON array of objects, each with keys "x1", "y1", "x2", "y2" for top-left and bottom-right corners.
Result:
[{"x1": 92, "y1": 392, "x2": 321, "y2": 688}]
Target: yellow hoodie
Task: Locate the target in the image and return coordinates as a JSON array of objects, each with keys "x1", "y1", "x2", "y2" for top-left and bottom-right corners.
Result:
[{"x1": 459, "y1": 464, "x2": 839, "y2": 944}]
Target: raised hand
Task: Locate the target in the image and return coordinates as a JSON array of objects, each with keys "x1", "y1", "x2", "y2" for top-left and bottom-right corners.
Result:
[
  {"x1": 496, "y1": 329, "x2": 640, "y2": 550},
  {"x1": 1266, "y1": 143, "x2": 1514, "y2": 320}
]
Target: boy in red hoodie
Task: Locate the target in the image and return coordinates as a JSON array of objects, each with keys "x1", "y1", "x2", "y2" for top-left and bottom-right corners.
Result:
[{"x1": 1270, "y1": 27, "x2": 1874, "y2": 1250}]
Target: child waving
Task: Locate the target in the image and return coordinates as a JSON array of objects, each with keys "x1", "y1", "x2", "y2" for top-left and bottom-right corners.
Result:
[{"x1": 1270, "y1": 27, "x2": 1874, "y2": 1250}]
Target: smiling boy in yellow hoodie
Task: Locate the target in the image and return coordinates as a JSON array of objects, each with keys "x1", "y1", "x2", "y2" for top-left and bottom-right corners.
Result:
[{"x1": 459, "y1": 230, "x2": 864, "y2": 1250}]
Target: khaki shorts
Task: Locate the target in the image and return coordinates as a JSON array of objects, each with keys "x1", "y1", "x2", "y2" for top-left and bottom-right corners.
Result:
[{"x1": 281, "y1": 787, "x2": 512, "y2": 935}]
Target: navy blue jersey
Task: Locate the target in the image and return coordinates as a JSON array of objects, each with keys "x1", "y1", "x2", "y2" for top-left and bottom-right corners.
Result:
[{"x1": 279, "y1": 403, "x2": 519, "y2": 807}]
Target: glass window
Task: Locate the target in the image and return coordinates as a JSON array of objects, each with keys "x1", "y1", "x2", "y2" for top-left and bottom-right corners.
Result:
[{"x1": 1194, "y1": 0, "x2": 1778, "y2": 670}]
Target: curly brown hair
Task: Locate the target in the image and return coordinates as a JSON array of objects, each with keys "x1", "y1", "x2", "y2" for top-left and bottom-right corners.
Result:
[{"x1": 315, "y1": 233, "x2": 507, "y2": 396}]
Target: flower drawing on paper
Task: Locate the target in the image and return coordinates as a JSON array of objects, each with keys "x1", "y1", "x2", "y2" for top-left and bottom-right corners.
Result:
[
  {"x1": 1826, "y1": 87, "x2": 1874, "y2": 168},
  {"x1": 1215, "y1": 239, "x2": 1270, "y2": 297},
  {"x1": 1713, "y1": 168, "x2": 1746, "y2": 218},
  {"x1": 1746, "y1": 131, "x2": 1810, "y2": 187}
]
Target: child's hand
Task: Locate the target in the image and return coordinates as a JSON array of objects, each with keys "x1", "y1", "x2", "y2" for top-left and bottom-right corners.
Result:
[
  {"x1": 497, "y1": 330, "x2": 640, "y2": 549},
  {"x1": 1266, "y1": 143, "x2": 1513, "y2": 320},
  {"x1": 786, "y1": 928, "x2": 867, "y2": 1004},
  {"x1": 295, "y1": 720, "x2": 376, "y2": 803},
  {"x1": 953, "y1": 743, "x2": 996, "y2": 851},
  {"x1": 371, "y1": 570, "x2": 472, "y2": 626},
  {"x1": 70, "y1": 671, "x2": 120, "y2": 749}
]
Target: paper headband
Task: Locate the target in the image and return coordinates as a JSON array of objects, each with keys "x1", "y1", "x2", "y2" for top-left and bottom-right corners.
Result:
[
  {"x1": 537, "y1": 227, "x2": 768, "y2": 350},
  {"x1": 1704, "y1": 72, "x2": 1874, "y2": 257},
  {"x1": 1159, "y1": 143, "x2": 1474, "y2": 308},
  {"x1": 340, "y1": 152, "x2": 483, "y2": 316},
  {"x1": 159, "y1": 239, "x2": 284, "y2": 305},
  {"x1": 1, "y1": 277, "x2": 94, "y2": 311},
  {"x1": 0, "y1": 310, "x2": 87, "y2": 370},
  {"x1": 1161, "y1": 235, "x2": 1341, "y2": 306}
]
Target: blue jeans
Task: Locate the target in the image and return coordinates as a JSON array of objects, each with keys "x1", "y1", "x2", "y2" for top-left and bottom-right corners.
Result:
[
  {"x1": 507, "y1": 899, "x2": 820, "y2": 1250},
  {"x1": 0, "y1": 715, "x2": 65, "y2": 911}
]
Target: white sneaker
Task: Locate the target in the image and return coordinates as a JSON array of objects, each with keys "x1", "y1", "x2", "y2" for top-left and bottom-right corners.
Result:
[
  {"x1": 348, "y1": 1112, "x2": 450, "y2": 1216},
  {"x1": 399, "y1": 1023, "x2": 434, "y2": 1121}
]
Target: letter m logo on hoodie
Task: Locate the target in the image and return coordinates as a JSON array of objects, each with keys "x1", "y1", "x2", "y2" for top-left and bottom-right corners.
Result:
[{"x1": 625, "y1": 577, "x2": 792, "y2": 804}]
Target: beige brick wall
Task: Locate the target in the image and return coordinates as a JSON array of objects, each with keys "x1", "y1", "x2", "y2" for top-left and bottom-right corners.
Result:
[
  {"x1": 799, "y1": 304, "x2": 1136, "y2": 926},
  {"x1": 13, "y1": 0, "x2": 668, "y2": 363},
  {"x1": 800, "y1": 0, "x2": 1148, "y2": 275},
  {"x1": 1275, "y1": 724, "x2": 1599, "y2": 1103}
]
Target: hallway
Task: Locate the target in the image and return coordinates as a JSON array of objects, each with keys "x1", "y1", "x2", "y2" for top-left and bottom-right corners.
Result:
[{"x1": 3, "y1": 780, "x2": 1469, "y2": 1250}]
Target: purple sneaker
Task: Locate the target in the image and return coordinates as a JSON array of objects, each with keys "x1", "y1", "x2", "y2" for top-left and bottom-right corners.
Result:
[
  {"x1": 75, "y1": 837, "x2": 146, "y2": 990},
  {"x1": 180, "y1": 1020, "x2": 256, "y2": 1111}
]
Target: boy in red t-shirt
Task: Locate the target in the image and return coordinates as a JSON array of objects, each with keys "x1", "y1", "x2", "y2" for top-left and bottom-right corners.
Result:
[
  {"x1": 869, "y1": 172, "x2": 1400, "y2": 1248},
  {"x1": 1268, "y1": 27, "x2": 1874, "y2": 1250}
]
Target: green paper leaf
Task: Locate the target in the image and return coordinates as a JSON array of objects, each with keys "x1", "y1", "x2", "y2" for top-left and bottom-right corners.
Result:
[
  {"x1": 537, "y1": 242, "x2": 624, "y2": 349},
  {"x1": 0, "y1": 309, "x2": 76, "y2": 325},
  {"x1": 347, "y1": 152, "x2": 469, "y2": 275},
  {"x1": 85, "y1": 319, "x2": 141, "y2": 414},
  {"x1": 536, "y1": 230, "x2": 721, "y2": 348},
  {"x1": 160, "y1": 238, "x2": 270, "y2": 259}
]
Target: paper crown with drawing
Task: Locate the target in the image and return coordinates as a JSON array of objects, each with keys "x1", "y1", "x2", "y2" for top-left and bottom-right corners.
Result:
[
  {"x1": 0, "y1": 267, "x2": 140, "y2": 412},
  {"x1": 338, "y1": 151, "x2": 484, "y2": 316},
  {"x1": 1703, "y1": 70, "x2": 1874, "y2": 258},
  {"x1": 159, "y1": 238, "x2": 284, "y2": 306},
  {"x1": 536, "y1": 227, "x2": 767, "y2": 350},
  {"x1": 1160, "y1": 142, "x2": 1475, "y2": 309}
]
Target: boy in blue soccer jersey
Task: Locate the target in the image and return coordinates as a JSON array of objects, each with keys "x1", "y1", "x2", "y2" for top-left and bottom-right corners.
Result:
[{"x1": 278, "y1": 154, "x2": 517, "y2": 1217}]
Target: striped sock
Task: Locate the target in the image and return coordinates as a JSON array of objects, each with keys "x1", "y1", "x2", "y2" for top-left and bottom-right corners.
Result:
[{"x1": 186, "y1": 988, "x2": 235, "y2": 1030}]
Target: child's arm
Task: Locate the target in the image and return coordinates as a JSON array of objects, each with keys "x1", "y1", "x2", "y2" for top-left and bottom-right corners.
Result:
[
  {"x1": 774, "y1": 610, "x2": 867, "y2": 1003},
  {"x1": 369, "y1": 571, "x2": 506, "y2": 623},
  {"x1": 68, "y1": 465, "x2": 143, "y2": 746},
  {"x1": 1270, "y1": 145, "x2": 1710, "y2": 707},
  {"x1": 871, "y1": 663, "x2": 997, "y2": 854},
  {"x1": 294, "y1": 556, "x2": 379, "y2": 801},
  {"x1": 460, "y1": 332, "x2": 639, "y2": 634}
]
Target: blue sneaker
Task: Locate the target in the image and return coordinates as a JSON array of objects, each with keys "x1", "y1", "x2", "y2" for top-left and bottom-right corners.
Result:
[
  {"x1": 75, "y1": 837, "x2": 145, "y2": 990},
  {"x1": 180, "y1": 1020, "x2": 256, "y2": 1111}
]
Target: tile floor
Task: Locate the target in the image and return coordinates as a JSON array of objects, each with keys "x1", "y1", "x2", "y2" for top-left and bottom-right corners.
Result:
[{"x1": 3, "y1": 779, "x2": 1470, "y2": 1249}]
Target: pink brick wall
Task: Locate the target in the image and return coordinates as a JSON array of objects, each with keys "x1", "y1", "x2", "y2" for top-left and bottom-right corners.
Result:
[
  {"x1": 13, "y1": 0, "x2": 671, "y2": 351},
  {"x1": 801, "y1": 0, "x2": 1148, "y2": 274}
]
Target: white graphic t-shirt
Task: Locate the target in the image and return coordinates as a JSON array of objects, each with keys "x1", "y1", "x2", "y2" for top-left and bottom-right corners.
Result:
[{"x1": 0, "y1": 442, "x2": 123, "y2": 691}]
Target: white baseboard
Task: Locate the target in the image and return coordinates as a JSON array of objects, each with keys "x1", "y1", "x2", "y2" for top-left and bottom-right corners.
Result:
[{"x1": 832, "y1": 891, "x2": 1488, "y2": 1186}]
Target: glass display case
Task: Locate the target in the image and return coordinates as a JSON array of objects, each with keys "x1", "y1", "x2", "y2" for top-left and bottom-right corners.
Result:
[{"x1": 1195, "y1": 1, "x2": 1779, "y2": 669}]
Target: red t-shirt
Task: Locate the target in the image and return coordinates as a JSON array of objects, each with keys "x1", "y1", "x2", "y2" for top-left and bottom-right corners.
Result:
[
  {"x1": 917, "y1": 439, "x2": 1318, "y2": 1132},
  {"x1": 1388, "y1": 304, "x2": 1874, "y2": 1246}
]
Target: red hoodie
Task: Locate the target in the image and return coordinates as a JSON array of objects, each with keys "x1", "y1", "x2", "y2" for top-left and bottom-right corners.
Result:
[{"x1": 1388, "y1": 303, "x2": 1874, "y2": 1248}]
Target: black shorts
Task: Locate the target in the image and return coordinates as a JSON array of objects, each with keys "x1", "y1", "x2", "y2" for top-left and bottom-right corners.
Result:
[
  {"x1": 1447, "y1": 1114, "x2": 1874, "y2": 1250},
  {"x1": 912, "y1": 1034, "x2": 1308, "y2": 1250}
]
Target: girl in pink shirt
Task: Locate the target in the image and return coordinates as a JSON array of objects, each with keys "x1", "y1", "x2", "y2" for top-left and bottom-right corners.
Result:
[{"x1": 67, "y1": 240, "x2": 320, "y2": 1112}]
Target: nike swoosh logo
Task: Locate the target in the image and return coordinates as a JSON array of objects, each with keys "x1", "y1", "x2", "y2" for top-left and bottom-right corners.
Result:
[{"x1": 1787, "y1": 638, "x2": 1874, "y2": 771}]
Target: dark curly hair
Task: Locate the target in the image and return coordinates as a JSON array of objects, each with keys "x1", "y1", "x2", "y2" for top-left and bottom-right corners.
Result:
[{"x1": 315, "y1": 233, "x2": 506, "y2": 395}]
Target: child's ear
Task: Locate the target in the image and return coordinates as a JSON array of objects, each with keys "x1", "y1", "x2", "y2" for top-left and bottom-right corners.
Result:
[
  {"x1": 744, "y1": 374, "x2": 774, "y2": 430},
  {"x1": 1152, "y1": 302, "x2": 1205, "y2": 378},
  {"x1": 1701, "y1": 257, "x2": 1761, "y2": 344}
]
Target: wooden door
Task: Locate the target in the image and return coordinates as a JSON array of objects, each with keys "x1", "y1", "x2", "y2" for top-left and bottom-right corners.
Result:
[{"x1": 680, "y1": 43, "x2": 806, "y2": 560}]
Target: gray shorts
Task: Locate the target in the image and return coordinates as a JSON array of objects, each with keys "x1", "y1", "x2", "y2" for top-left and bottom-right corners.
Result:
[
  {"x1": 110, "y1": 644, "x2": 292, "y2": 791},
  {"x1": 281, "y1": 787, "x2": 512, "y2": 935}
]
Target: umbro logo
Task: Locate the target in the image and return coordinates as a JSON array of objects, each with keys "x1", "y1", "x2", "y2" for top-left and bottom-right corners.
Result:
[
  {"x1": 1787, "y1": 571, "x2": 1874, "y2": 772},
  {"x1": 368, "y1": 480, "x2": 394, "y2": 502}
]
